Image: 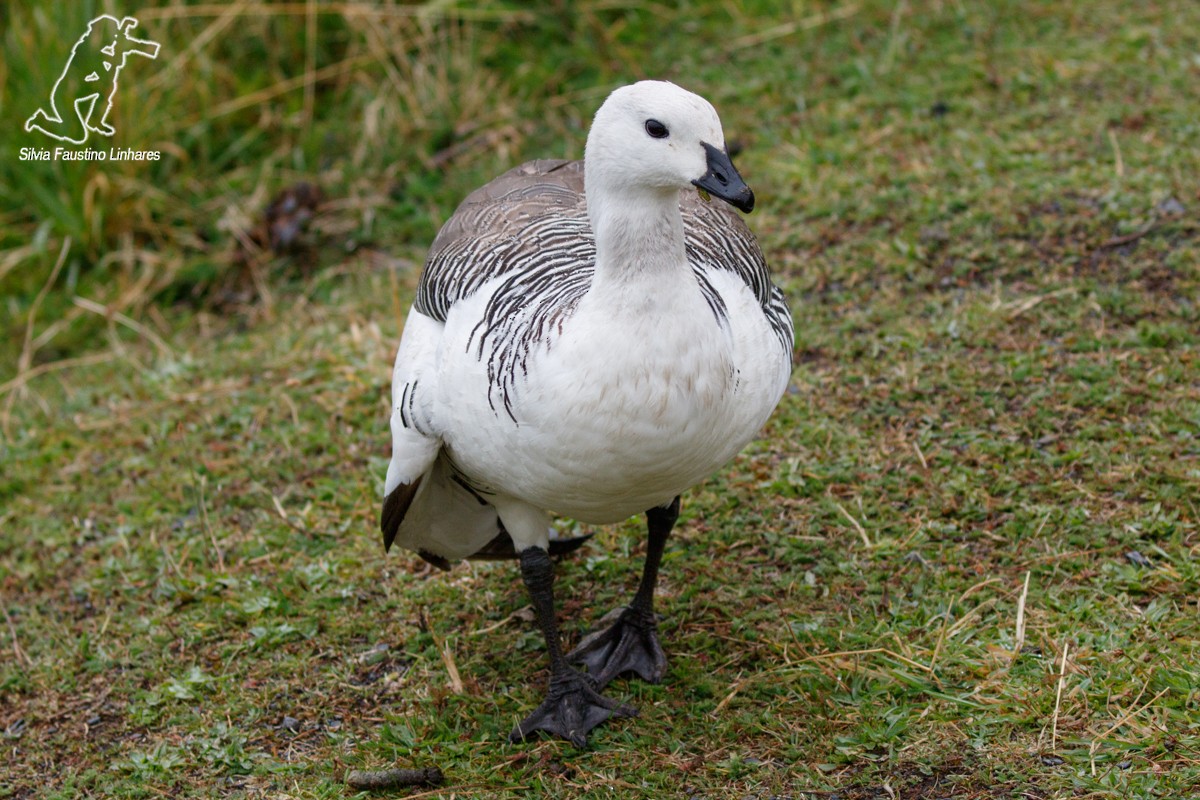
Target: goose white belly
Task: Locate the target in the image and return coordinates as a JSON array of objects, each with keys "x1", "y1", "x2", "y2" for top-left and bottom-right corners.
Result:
[{"x1": 433, "y1": 273, "x2": 779, "y2": 522}]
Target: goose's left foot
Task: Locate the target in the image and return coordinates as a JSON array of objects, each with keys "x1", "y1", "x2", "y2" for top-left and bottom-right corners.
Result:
[
  {"x1": 510, "y1": 544, "x2": 636, "y2": 748},
  {"x1": 508, "y1": 667, "x2": 635, "y2": 748},
  {"x1": 568, "y1": 605, "x2": 666, "y2": 688}
]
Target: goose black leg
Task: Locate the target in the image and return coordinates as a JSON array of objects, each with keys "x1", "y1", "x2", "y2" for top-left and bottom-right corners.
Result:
[
  {"x1": 568, "y1": 496, "x2": 680, "y2": 688},
  {"x1": 509, "y1": 546, "x2": 635, "y2": 747}
]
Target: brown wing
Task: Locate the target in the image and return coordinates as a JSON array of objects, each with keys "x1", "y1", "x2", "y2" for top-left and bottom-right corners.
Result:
[{"x1": 414, "y1": 160, "x2": 589, "y2": 322}]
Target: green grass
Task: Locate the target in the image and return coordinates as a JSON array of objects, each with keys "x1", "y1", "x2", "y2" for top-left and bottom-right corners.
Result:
[{"x1": 2, "y1": 1, "x2": 1199, "y2": 798}]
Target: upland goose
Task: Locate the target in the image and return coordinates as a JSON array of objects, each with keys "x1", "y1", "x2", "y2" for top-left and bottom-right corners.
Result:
[{"x1": 381, "y1": 80, "x2": 793, "y2": 746}]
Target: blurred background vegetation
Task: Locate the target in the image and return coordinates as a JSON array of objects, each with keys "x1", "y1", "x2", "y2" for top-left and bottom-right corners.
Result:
[
  {"x1": 3, "y1": 0, "x2": 815, "y2": 368},
  {"x1": 2, "y1": 0, "x2": 1196, "y2": 375}
]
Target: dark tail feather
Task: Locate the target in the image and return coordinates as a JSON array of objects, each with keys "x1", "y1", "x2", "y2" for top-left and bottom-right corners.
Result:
[
  {"x1": 381, "y1": 477, "x2": 423, "y2": 552},
  {"x1": 548, "y1": 533, "x2": 595, "y2": 558},
  {"x1": 418, "y1": 549, "x2": 452, "y2": 571},
  {"x1": 467, "y1": 528, "x2": 594, "y2": 561}
]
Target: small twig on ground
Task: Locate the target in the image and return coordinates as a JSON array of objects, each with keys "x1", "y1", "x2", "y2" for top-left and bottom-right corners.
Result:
[
  {"x1": 1097, "y1": 225, "x2": 1156, "y2": 250},
  {"x1": 833, "y1": 500, "x2": 870, "y2": 548},
  {"x1": 1051, "y1": 641, "x2": 1070, "y2": 750},
  {"x1": 1010, "y1": 571, "x2": 1032, "y2": 666},
  {"x1": 345, "y1": 766, "x2": 444, "y2": 791}
]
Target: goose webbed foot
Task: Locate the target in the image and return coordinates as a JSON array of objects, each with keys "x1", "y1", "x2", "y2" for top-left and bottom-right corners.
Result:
[
  {"x1": 569, "y1": 496, "x2": 679, "y2": 688},
  {"x1": 508, "y1": 668, "x2": 636, "y2": 748},
  {"x1": 511, "y1": 544, "x2": 636, "y2": 747},
  {"x1": 568, "y1": 605, "x2": 666, "y2": 688}
]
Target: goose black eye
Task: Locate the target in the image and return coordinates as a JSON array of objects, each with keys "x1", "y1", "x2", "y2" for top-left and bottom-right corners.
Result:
[{"x1": 644, "y1": 119, "x2": 669, "y2": 139}]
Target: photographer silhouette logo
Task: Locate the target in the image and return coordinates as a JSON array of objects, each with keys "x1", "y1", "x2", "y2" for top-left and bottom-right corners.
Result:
[{"x1": 25, "y1": 14, "x2": 160, "y2": 145}]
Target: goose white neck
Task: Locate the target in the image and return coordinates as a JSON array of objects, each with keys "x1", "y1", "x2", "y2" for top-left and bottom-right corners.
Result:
[{"x1": 584, "y1": 176, "x2": 690, "y2": 288}]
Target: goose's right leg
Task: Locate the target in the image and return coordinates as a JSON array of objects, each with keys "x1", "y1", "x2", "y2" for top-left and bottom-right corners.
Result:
[{"x1": 508, "y1": 546, "x2": 636, "y2": 747}]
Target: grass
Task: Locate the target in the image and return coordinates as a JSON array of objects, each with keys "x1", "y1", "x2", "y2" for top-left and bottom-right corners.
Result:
[{"x1": 2, "y1": 0, "x2": 1199, "y2": 798}]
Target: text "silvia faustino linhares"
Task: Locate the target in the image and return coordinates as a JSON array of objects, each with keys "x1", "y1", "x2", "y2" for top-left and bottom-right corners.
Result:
[{"x1": 20, "y1": 146, "x2": 161, "y2": 161}]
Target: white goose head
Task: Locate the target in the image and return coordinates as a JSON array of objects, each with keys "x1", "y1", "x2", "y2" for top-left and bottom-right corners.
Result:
[{"x1": 584, "y1": 80, "x2": 755, "y2": 214}]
